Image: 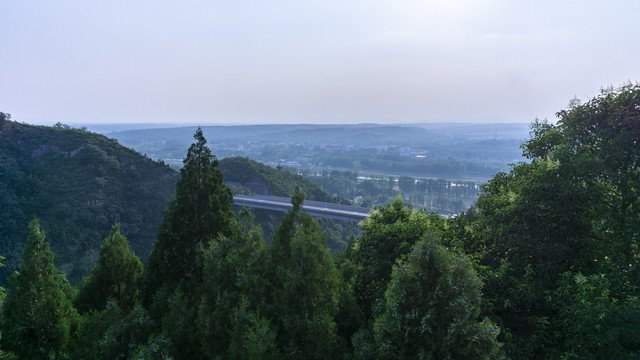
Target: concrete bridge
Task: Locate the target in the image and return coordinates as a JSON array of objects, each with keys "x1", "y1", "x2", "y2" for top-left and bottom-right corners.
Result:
[{"x1": 233, "y1": 194, "x2": 370, "y2": 222}]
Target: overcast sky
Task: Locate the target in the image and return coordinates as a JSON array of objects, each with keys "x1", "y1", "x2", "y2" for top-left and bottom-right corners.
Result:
[{"x1": 1, "y1": 0, "x2": 638, "y2": 125}]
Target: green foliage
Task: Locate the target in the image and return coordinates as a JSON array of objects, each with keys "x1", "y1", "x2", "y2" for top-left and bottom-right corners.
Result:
[
  {"x1": 475, "y1": 151, "x2": 602, "y2": 356},
  {"x1": 0, "y1": 220, "x2": 78, "y2": 359},
  {"x1": 144, "y1": 128, "x2": 235, "y2": 308},
  {"x1": 69, "y1": 302, "x2": 157, "y2": 360},
  {"x1": 349, "y1": 198, "x2": 445, "y2": 318},
  {"x1": 0, "y1": 112, "x2": 10, "y2": 123},
  {"x1": 533, "y1": 85, "x2": 640, "y2": 267},
  {"x1": 551, "y1": 272, "x2": 640, "y2": 359},
  {"x1": 76, "y1": 224, "x2": 143, "y2": 313},
  {"x1": 197, "y1": 209, "x2": 271, "y2": 357},
  {"x1": 226, "y1": 298, "x2": 279, "y2": 360},
  {"x1": 129, "y1": 334, "x2": 173, "y2": 360},
  {"x1": 0, "y1": 256, "x2": 5, "y2": 300},
  {"x1": 0, "y1": 120, "x2": 177, "y2": 285},
  {"x1": 267, "y1": 187, "x2": 341, "y2": 359},
  {"x1": 142, "y1": 128, "x2": 237, "y2": 360},
  {"x1": 374, "y1": 236, "x2": 500, "y2": 359},
  {"x1": 162, "y1": 288, "x2": 201, "y2": 360},
  {"x1": 473, "y1": 84, "x2": 640, "y2": 357}
]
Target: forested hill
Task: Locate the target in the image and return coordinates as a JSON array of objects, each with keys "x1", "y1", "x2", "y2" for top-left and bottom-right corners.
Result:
[
  {"x1": 0, "y1": 117, "x2": 178, "y2": 284},
  {"x1": 219, "y1": 156, "x2": 349, "y2": 205}
]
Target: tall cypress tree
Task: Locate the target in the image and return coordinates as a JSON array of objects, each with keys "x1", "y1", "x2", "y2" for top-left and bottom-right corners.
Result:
[
  {"x1": 142, "y1": 128, "x2": 235, "y2": 360},
  {"x1": 144, "y1": 128, "x2": 234, "y2": 303},
  {"x1": 0, "y1": 219, "x2": 77, "y2": 359}
]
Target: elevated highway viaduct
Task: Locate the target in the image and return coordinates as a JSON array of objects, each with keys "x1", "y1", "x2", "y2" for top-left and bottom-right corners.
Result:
[{"x1": 233, "y1": 194, "x2": 370, "y2": 222}]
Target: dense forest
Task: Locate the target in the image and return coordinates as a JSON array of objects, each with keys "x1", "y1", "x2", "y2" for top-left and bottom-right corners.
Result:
[
  {"x1": 0, "y1": 116, "x2": 178, "y2": 284},
  {"x1": 0, "y1": 120, "x2": 359, "y2": 287},
  {"x1": 1, "y1": 84, "x2": 640, "y2": 359}
]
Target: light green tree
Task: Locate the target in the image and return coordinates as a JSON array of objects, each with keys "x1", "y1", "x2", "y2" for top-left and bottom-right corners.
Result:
[
  {"x1": 349, "y1": 198, "x2": 445, "y2": 319},
  {"x1": 374, "y1": 236, "x2": 500, "y2": 359}
]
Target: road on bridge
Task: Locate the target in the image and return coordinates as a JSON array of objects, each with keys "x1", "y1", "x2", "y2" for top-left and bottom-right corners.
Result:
[{"x1": 233, "y1": 194, "x2": 370, "y2": 222}]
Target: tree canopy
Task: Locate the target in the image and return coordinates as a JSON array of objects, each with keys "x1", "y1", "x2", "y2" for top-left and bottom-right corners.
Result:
[
  {"x1": 75, "y1": 224, "x2": 143, "y2": 313},
  {"x1": 0, "y1": 220, "x2": 78, "y2": 359}
]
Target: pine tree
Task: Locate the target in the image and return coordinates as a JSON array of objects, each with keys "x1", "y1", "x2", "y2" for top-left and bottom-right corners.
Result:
[
  {"x1": 0, "y1": 219, "x2": 77, "y2": 359},
  {"x1": 75, "y1": 224, "x2": 143, "y2": 313}
]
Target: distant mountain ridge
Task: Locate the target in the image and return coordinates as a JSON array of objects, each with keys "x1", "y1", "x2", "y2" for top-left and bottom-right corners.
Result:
[
  {"x1": 0, "y1": 119, "x2": 178, "y2": 284},
  {"x1": 108, "y1": 122, "x2": 530, "y2": 148},
  {"x1": 106, "y1": 123, "x2": 529, "y2": 180}
]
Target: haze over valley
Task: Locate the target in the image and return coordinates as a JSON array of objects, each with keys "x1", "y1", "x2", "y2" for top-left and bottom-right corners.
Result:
[{"x1": 2, "y1": 0, "x2": 640, "y2": 358}]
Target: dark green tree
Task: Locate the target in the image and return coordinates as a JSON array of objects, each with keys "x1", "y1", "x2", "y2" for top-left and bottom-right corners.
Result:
[
  {"x1": 374, "y1": 236, "x2": 500, "y2": 359},
  {"x1": 0, "y1": 219, "x2": 77, "y2": 359},
  {"x1": 76, "y1": 224, "x2": 143, "y2": 313},
  {"x1": 225, "y1": 297, "x2": 280, "y2": 360},
  {"x1": 143, "y1": 128, "x2": 235, "y2": 360},
  {"x1": 550, "y1": 272, "x2": 640, "y2": 359},
  {"x1": 197, "y1": 209, "x2": 274, "y2": 358},
  {"x1": 145, "y1": 128, "x2": 234, "y2": 300},
  {"x1": 268, "y1": 187, "x2": 341, "y2": 359},
  {"x1": 68, "y1": 302, "x2": 157, "y2": 360},
  {"x1": 475, "y1": 84, "x2": 640, "y2": 357}
]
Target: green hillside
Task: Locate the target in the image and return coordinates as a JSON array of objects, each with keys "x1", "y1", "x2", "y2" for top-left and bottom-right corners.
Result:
[
  {"x1": 219, "y1": 157, "x2": 359, "y2": 250},
  {"x1": 0, "y1": 116, "x2": 178, "y2": 284},
  {"x1": 219, "y1": 156, "x2": 348, "y2": 203}
]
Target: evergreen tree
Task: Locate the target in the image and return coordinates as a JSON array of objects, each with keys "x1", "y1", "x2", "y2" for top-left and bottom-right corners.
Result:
[
  {"x1": 268, "y1": 187, "x2": 341, "y2": 359},
  {"x1": 143, "y1": 128, "x2": 235, "y2": 360},
  {"x1": 69, "y1": 302, "x2": 158, "y2": 360},
  {"x1": 197, "y1": 209, "x2": 273, "y2": 357},
  {"x1": 76, "y1": 224, "x2": 143, "y2": 313},
  {"x1": 145, "y1": 128, "x2": 234, "y2": 301},
  {"x1": 0, "y1": 219, "x2": 77, "y2": 359}
]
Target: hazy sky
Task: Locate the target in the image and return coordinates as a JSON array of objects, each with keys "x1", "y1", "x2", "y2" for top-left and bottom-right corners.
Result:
[{"x1": 1, "y1": 0, "x2": 639, "y2": 125}]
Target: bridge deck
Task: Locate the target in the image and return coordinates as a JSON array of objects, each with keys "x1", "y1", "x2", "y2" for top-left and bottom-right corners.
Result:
[{"x1": 233, "y1": 194, "x2": 370, "y2": 221}]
